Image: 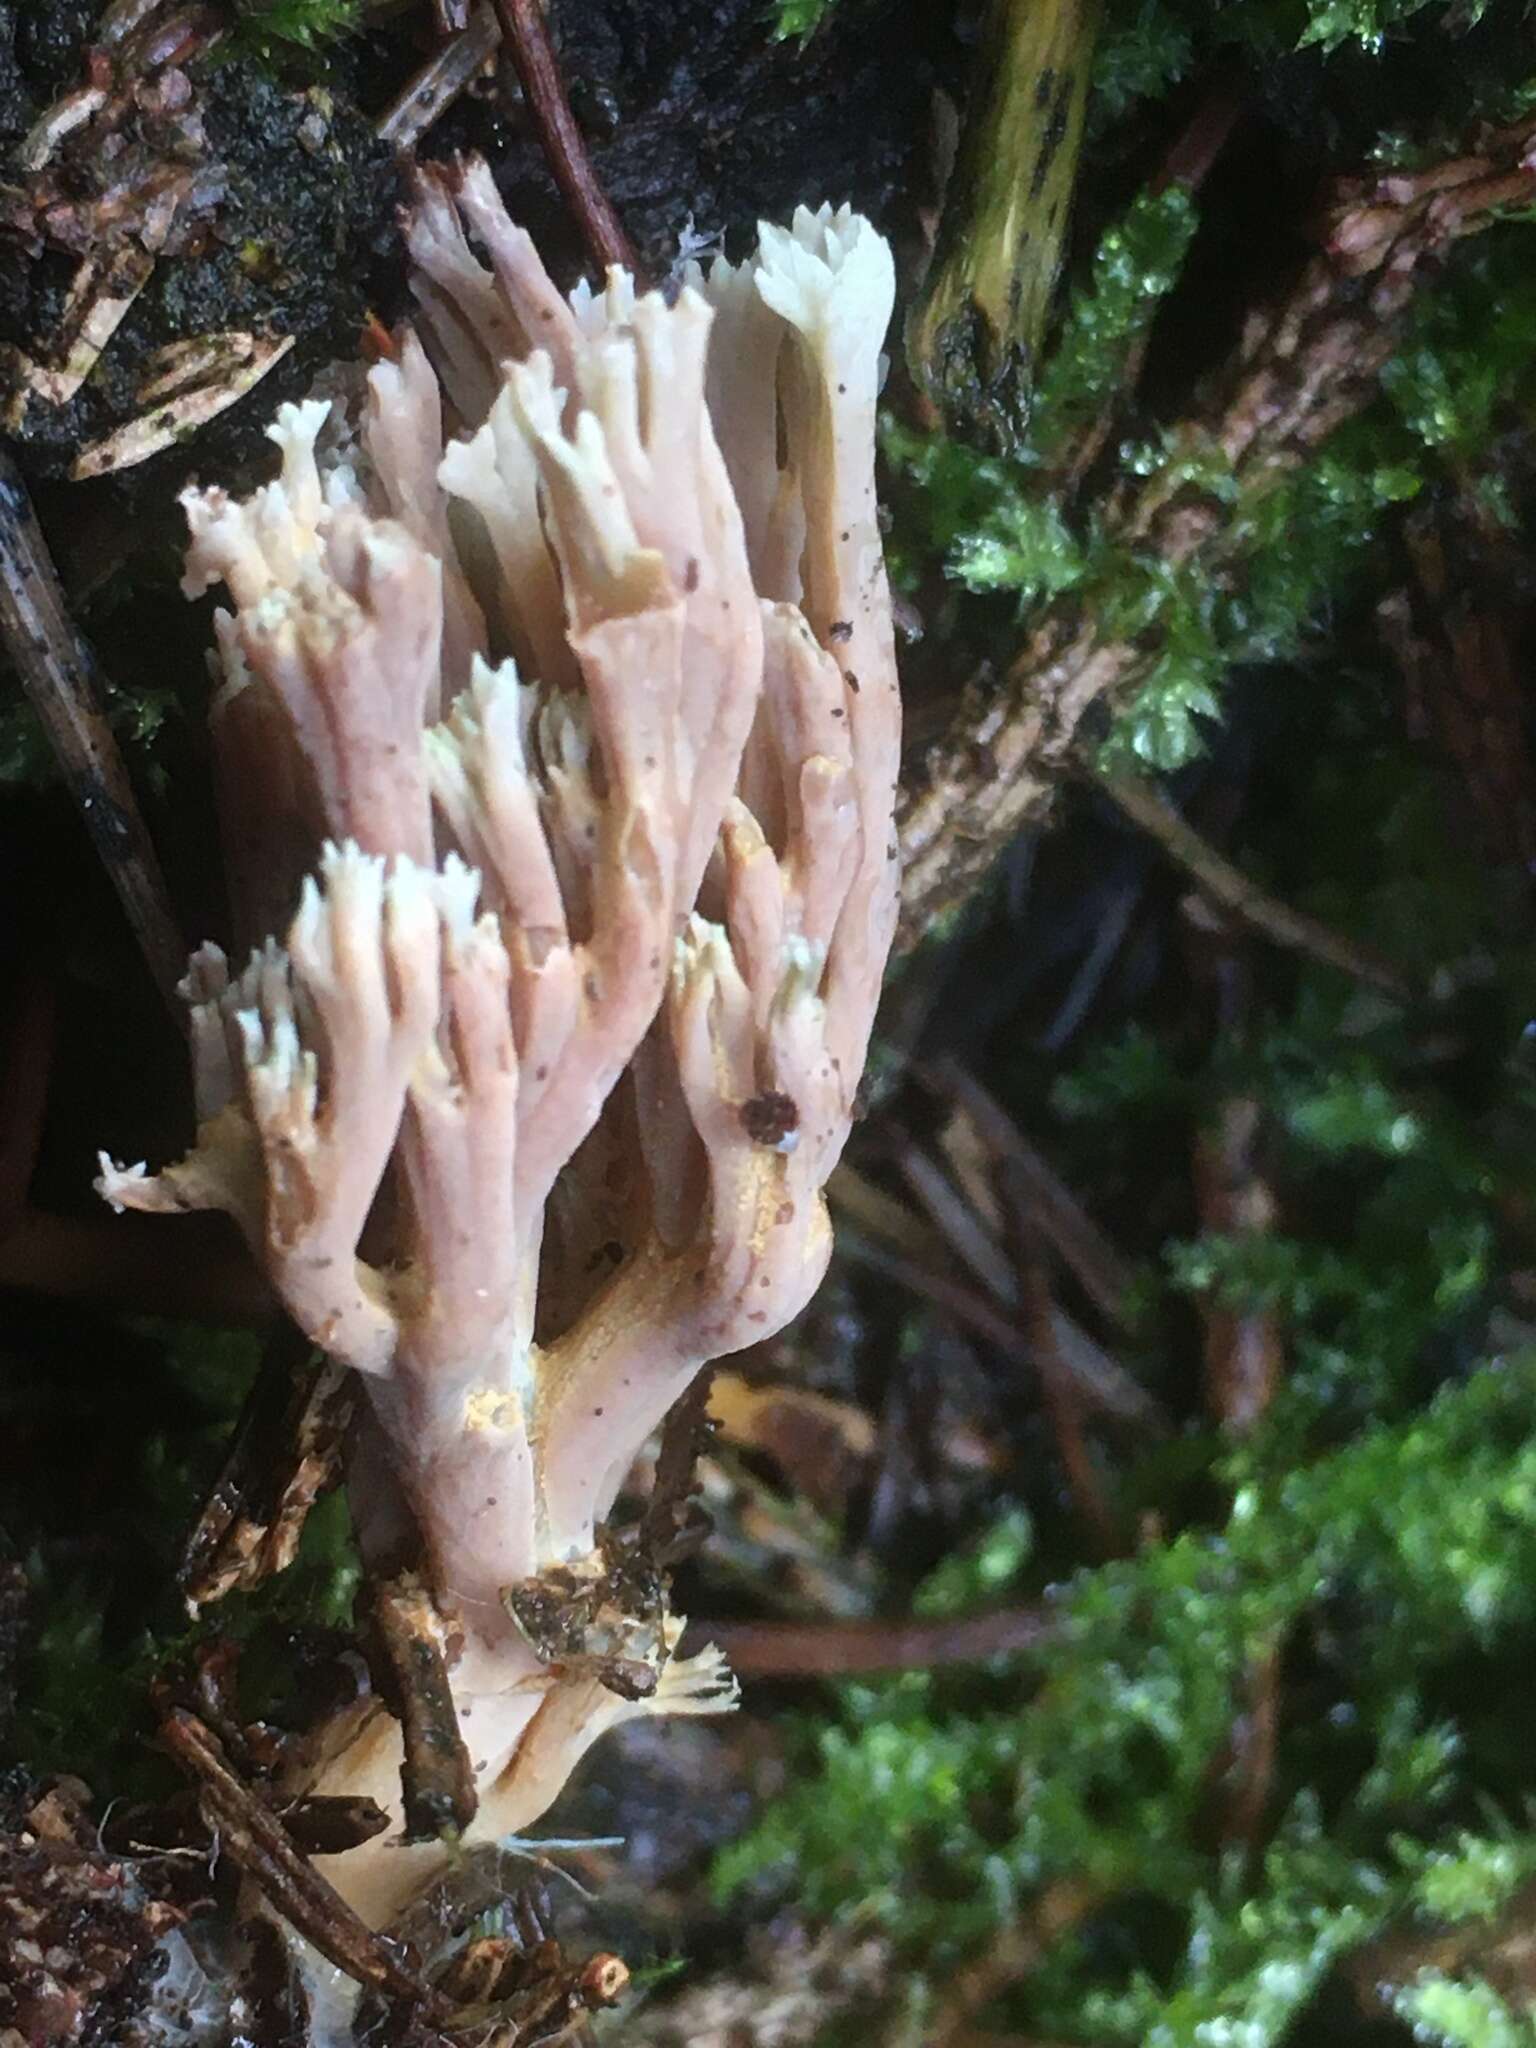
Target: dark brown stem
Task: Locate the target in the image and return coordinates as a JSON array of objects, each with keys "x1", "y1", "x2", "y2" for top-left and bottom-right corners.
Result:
[
  {"x1": 1149, "y1": 70, "x2": 1245, "y2": 198},
  {"x1": 1187, "y1": 958, "x2": 1285, "y2": 1860},
  {"x1": 488, "y1": 0, "x2": 642, "y2": 278},
  {"x1": 0, "y1": 452, "x2": 185, "y2": 1021}
]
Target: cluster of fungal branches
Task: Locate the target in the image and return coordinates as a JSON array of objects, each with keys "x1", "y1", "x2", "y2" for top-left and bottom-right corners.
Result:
[{"x1": 97, "y1": 155, "x2": 901, "y2": 1935}]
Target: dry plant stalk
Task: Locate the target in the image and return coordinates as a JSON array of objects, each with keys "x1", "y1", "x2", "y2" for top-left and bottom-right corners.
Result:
[{"x1": 98, "y1": 157, "x2": 899, "y2": 1929}]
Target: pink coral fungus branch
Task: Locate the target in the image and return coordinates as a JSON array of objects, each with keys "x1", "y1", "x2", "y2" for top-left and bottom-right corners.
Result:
[{"x1": 97, "y1": 159, "x2": 899, "y2": 1934}]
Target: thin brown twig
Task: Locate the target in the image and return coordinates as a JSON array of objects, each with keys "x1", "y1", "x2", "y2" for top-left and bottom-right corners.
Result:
[
  {"x1": 1099, "y1": 770, "x2": 1415, "y2": 1002},
  {"x1": 893, "y1": 1130, "x2": 1018, "y2": 1301},
  {"x1": 487, "y1": 0, "x2": 641, "y2": 277},
  {"x1": 922, "y1": 1055, "x2": 1136, "y2": 1325},
  {"x1": 840, "y1": 1225, "x2": 1161, "y2": 1428},
  {"x1": 1186, "y1": 946, "x2": 1285, "y2": 1861},
  {"x1": 179, "y1": 1332, "x2": 353, "y2": 1611},
  {"x1": 830, "y1": 1167, "x2": 1156, "y2": 1428},
  {"x1": 0, "y1": 451, "x2": 185, "y2": 1020},
  {"x1": 1149, "y1": 69, "x2": 1245, "y2": 199},
  {"x1": 695, "y1": 1601, "x2": 1056, "y2": 1678},
  {"x1": 1191, "y1": 1093, "x2": 1285, "y2": 1439},
  {"x1": 1003, "y1": 1166, "x2": 1119, "y2": 1558}
]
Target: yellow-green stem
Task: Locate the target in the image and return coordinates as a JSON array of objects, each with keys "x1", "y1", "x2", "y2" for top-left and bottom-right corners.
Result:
[{"x1": 907, "y1": 0, "x2": 1100, "y2": 449}]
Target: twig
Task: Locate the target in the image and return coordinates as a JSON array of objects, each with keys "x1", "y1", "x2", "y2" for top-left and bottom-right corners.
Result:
[
  {"x1": 840, "y1": 1225, "x2": 1162, "y2": 1430},
  {"x1": 1191, "y1": 1093, "x2": 1285, "y2": 1438},
  {"x1": 1003, "y1": 1168, "x2": 1119, "y2": 1557},
  {"x1": 487, "y1": 0, "x2": 641, "y2": 277},
  {"x1": 1186, "y1": 952, "x2": 1285, "y2": 1860},
  {"x1": 1149, "y1": 70, "x2": 1245, "y2": 199},
  {"x1": 159, "y1": 1709, "x2": 446, "y2": 2015},
  {"x1": 269, "y1": 1798, "x2": 392, "y2": 1858},
  {"x1": 0, "y1": 451, "x2": 185, "y2": 1020},
  {"x1": 179, "y1": 1332, "x2": 353, "y2": 1612},
  {"x1": 641, "y1": 1365, "x2": 716, "y2": 1566},
  {"x1": 376, "y1": 3, "x2": 502, "y2": 149},
  {"x1": 923, "y1": 1055, "x2": 1136, "y2": 1325},
  {"x1": 698, "y1": 1602, "x2": 1057, "y2": 1678},
  {"x1": 1098, "y1": 770, "x2": 1415, "y2": 1002},
  {"x1": 893, "y1": 1132, "x2": 1018, "y2": 1302},
  {"x1": 368, "y1": 1572, "x2": 478, "y2": 1845},
  {"x1": 906, "y1": 0, "x2": 1100, "y2": 447}
]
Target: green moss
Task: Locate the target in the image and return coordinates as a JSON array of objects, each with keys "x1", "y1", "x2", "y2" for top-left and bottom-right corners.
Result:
[
  {"x1": 902, "y1": 204, "x2": 1536, "y2": 780},
  {"x1": 1406, "y1": 1834, "x2": 1536, "y2": 1925},
  {"x1": 1393, "y1": 1973, "x2": 1533, "y2": 2047},
  {"x1": 1090, "y1": 1, "x2": 1198, "y2": 129},
  {"x1": 770, "y1": 0, "x2": 838, "y2": 40},
  {"x1": 1032, "y1": 187, "x2": 1199, "y2": 462},
  {"x1": 1296, "y1": 0, "x2": 1492, "y2": 52},
  {"x1": 719, "y1": 1360, "x2": 1536, "y2": 2027},
  {"x1": 912, "y1": 1510, "x2": 1035, "y2": 1619},
  {"x1": 226, "y1": 0, "x2": 366, "y2": 59}
]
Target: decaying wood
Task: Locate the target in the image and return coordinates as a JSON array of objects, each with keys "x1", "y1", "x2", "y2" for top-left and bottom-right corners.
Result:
[
  {"x1": 0, "y1": 1777, "x2": 196, "y2": 2048},
  {"x1": 71, "y1": 331, "x2": 296, "y2": 479},
  {"x1": 640, "y1": 1367, "x2": 717, "y2": 1569}
]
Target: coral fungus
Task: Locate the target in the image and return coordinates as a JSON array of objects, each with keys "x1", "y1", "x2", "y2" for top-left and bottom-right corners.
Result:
[{"x1": 98, "y1": 159, "x2": 900, "y2": 1928}]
